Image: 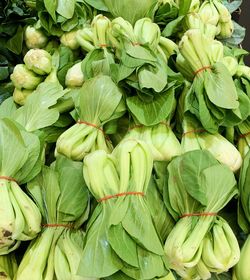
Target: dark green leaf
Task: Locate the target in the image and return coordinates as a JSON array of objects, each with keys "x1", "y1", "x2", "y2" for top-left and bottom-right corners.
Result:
[
  {"x1": 162, "y1": 16, "x2": 184, "y2": 37},
  {"x1": 6, "y1": 26, "x2": 23, "y2": 55}
]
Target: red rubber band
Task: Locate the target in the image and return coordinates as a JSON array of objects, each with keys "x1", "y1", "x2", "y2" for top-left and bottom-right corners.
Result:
[
  {"x1": 182, "y1": 129, "x2": 206, "y2": 137},
  {"x1": 0, "y1": 176, "x2": 18, "y2": 184},
  {"x1": 239, "y1": 131, "x2": 250, "y2": 138},
  {"x1": 77, "y1": 120, "x2": 104, "y2": 133},
  {"x1": 194, "y1": 66, "x2": 212, "y2": 77},
  {"x1": 180, "y1": 212, "x2": 217, "y2": 219},
  {"x1": 98, "y1": 191, "x2": 144, "y2": 203},
  {"x1": 42, "y1": 224, "x2": 74, "y2": 228}
]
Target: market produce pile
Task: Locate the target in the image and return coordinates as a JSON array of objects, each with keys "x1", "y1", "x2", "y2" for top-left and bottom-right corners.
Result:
[{"x1": 1, "y1": 0, "x2": 250, "y2": 279}]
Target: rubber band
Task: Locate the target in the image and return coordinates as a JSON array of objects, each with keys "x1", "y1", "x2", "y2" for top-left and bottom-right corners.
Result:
[
  {"x1": 194, "y1": 66, "x2": 212, "y2": 77},
  {"x1": 99, "y1": 44, "x2": 110, "y2": 48},
  {"x1": 77, "y1": 120, "x2": 104, "y2": 133},
  {"x1": 0, "y1": 176, "x2": 18, "y2": 184},
  {"x1": 129, "y1": 122, "x2": 170, "y2": 131},
  {"x1": 182, "y1": 129, "x2": 206, "y2": 137},
  {"x1": 42, "y1": 224, "x2": 74, "y2": 229},
  {"x1": 98, "y1": 191, "x2": 144, "y2": 203},
  {"x1": 180, "y1": 212, "x2": 217, "y2": 219},
  {"x1": 239, "y1": 131, "x2": 250, "y2": 138},
  {"x1": 132, "y1": 42, "x2": 141, "y2": 46},
  {"x1": 77, "y1": 120, "x2": 113, "y2": 144}
]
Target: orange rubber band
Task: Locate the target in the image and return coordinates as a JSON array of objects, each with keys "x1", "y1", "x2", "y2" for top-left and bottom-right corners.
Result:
[
  {"x1": 132, "y1": 42, "x2": 141, "y2": 46},
  {"x1": 77, "y1": 120, "x2": 113, "y2": 144},
  {"x1": 180, "y1": 212, "x2": 217, "y2": 219},
  {"x1": 99, "y1": 44, "x2": 110, "y2": 48},
  {"x1": 77, "y1": 120, "x2": 104, "y2": 133},
  {"x1": 42, "y1": 224, "x2": 74, "y2": 228},
  {"x1": 0, "y1": 176, "x2": 18, "y2": 184},
  {"x1": 129, "y1": 122, "x2": 170, "y2": 131},
  {"x1": 182, "y1": 129, "x2": 206, "y2": 137},
  {"x1": 239, "y1": 131, "x2": 250, "y2": 138},
  {"x1": 98, "y1": 191, "x2": 144, "y2": 203},
  {"x1": 194, "y1": 66, "x2": 212, "y2": 77}
]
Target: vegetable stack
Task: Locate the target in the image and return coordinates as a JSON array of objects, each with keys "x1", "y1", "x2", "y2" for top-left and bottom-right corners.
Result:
[{"x1": 0, "y1": 0, "x2": 250, "y2": 279}]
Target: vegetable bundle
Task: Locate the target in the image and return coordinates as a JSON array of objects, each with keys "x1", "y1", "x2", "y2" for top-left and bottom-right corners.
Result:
[
  {"x1": 16, "y1": 156, "x2": 90, "y2": 280},
  {"x1": 79, "y1": 139, "x2": 168, "y2": 279},
  {"x1": 0, "y1": 0, "x2": 250, "y2": 279}
]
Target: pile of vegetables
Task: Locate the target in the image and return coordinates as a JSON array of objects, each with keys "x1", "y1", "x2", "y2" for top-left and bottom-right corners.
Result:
[{"x1": 1, "y1": 0, "x2": 250, "y2": 279}]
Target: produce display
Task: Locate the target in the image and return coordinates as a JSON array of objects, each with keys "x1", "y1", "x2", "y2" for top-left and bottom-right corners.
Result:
[{"x1": 1, "y1": 0, "x2": 250, "y2": 279}]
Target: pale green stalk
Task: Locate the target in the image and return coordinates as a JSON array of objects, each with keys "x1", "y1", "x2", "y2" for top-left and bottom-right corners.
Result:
[
  {"x1": 179, "y1": 33, "x2": 203, "y2": 72},
  {"x1": 13, "y1": 88, "x2": 33, "y2": 106},
  {"x1": 10, "y1": 64, "x2": 43, "y2": 90},
  {"x1": 92, "y1": 15, "x2": 111, "y2": 47},
  {"x1": 24, "y1": 49, "x2": 52, "y2": 75},
  {"x1": 65, "y1": 62, "x2": 85, "y2": 88},
  {"x1": 24, "y1": 26, "x2": 48, "y2": 49},
  {"x1": 234, "y1": 235, "x2": 250, "y2": 280},
  {"x1": 60, "y1": 30, "x2": 80, "y2": 50}
]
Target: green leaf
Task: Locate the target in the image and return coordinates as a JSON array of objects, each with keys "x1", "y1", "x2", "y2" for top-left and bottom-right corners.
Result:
[
  {"x1": 126, "y1": 87, "x2": 176, "y2": 126},
  {"x1": 6, "y1": 26, "x2": 23, "y2": 55},
  {"x1": 162, "y1": 16, "x2": 184, "y2": 37},
  {"x1": 14, "y1": 82, "x2": 65, "y2": 132},
  {"x1": 219, "y1": 21, "x2": 246, "y2": 47},
  {"x1": 42, "y1": 166, "x2": 61, "y2": 223},
  {"x1": 84, "y1": 0, "x2": 108, "y2": 11},
  {"x1": 0, "y1": 97, "x2": 17, "y2": 119},
  {"x1": 222, "y1": 0, "x2": 242, "y2": 13},
  {"x1": 44, "y1": 0, "x2": 57, "y2": 22},
  {"x1": 0, "y1": 67, "x2": 9, "y2": 80},
  {"x1": 77, "y1": 208, "x2": 123, "y2": 278},
  {"x1": 122, "y1": 199, "x2": 164, "y2": 255},
  {"x1": 201, "y1": 164, "x2": 237, "y2": 212},
  {"x1": 55, "y1": 156, "x2": 89, "y2": 222},
  {"x1": 0, "y1": 118, "x2": 28, "y2": 177},
  {"x1": 138, "y1": 56, "x2": 168, "y2": 93},
  {"x1": 56, "y1": 0, "x2": 76, "y2": 19},
  {"x1": 108, "y1": 223, "x2": 139, "y2": 267},
  {"x1": 61, "y1": 13, "x2": 78, "y2": 31},
  {"x1": 126, "y1": 45, "x2": 156, "y2": 62},
  {"x1": 15, "y1": 129, "x2": 41, "y2": 184},
  {"x1": 146, "y1": 177, "x2": 174, "y2": 242},
  {"x1": 204, "y1": 62, "x2": 239, "y2": 109},
  {"x1": 104, "y1": 271, "x2": 134, "y2": 280},
  {"x1": 76, "y1": 75, "x2": 125, "y2": 125},
  {"x1": 122, "y1": 247, "x2": 167, "y2": 279},
  {"x1": 178, "y1": 0, "x2": 192, "y2": 16}
]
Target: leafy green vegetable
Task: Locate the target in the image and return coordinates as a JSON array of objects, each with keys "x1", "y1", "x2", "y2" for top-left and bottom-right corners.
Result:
[
  {"x1": 56, "y1": 75, "x2": 126, "y2": 160},
  {"x1": 78, "y1": 139, "x2": 169, "y2": 279},
  {"x1": 16, "y1": 156, "x2": 90, "y2": 279},
  {"x1": 164, "y1": 150, "x2": 238, "y2": 278},
  {"x1": 0, "y1": 253, "x2": 18, "y2": 279},
  {"x1": 0, "y1": 118, "x2": 42, "y2": 255}
]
